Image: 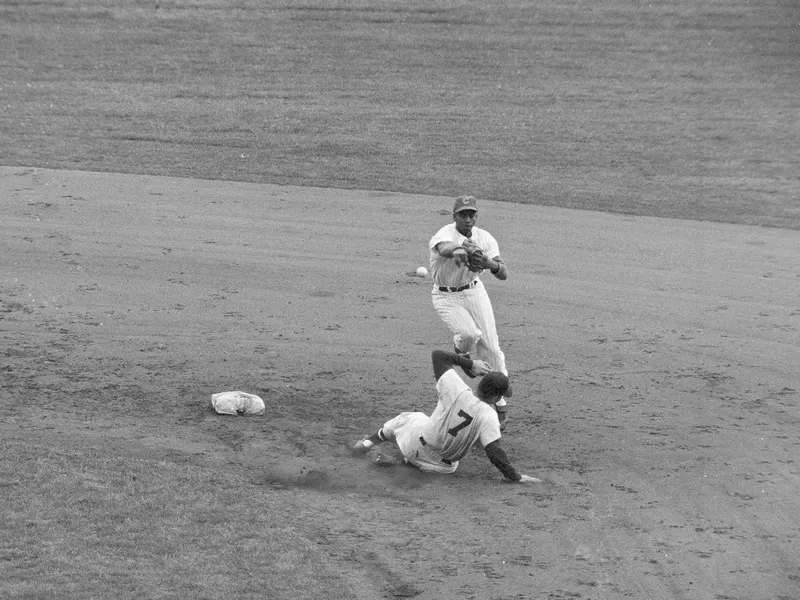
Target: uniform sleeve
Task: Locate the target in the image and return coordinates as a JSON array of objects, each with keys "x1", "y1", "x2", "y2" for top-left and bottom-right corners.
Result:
[
  {"x1": 432, "y1": 349, "x2": 476, "y2": 381},
  {"x1": 484, "y1": 440, "x2": 521, "y2": 481},
  {"x1": 430, "y1": 224, "x2": 455, "y2": 252},
  {"x1": 483, "y1": 230, "x2": 501, "y2": 259},
  {"x1": 476, "y1": 409, "x2": 502, "y2": 448}
]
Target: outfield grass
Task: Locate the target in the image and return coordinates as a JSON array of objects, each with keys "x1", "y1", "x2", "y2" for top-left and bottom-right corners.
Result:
[{"x1": 1, "y1": 0, "x2": 798, "y2": 228}]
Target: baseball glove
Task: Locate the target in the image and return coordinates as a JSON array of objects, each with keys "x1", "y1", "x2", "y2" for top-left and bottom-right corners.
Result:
[{"x1": 461, "y1": 240, "x2": 485, "y2": 272}]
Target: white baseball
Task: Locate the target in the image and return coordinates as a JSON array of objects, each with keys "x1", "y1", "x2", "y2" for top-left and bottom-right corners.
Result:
[{"x1": 416, "y1": 266, "x2": 429, "y2": 277}]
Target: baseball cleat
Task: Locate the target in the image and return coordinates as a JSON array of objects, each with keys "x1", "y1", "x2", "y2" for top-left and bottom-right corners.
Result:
[{"x1": 352, "y1": 439, "x2": 372, "y2": 456}]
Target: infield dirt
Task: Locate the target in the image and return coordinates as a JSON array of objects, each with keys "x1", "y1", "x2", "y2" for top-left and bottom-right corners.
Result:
[{"x1": 3, "y1": 166, "x2": 799, "y2": 599}]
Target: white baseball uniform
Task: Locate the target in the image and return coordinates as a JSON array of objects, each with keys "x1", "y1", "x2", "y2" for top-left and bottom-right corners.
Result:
[
  {"x1": 380, "y1": 369, "x2": 502, "y2": 474},
  {"x1": 429, "y1": 222, "x2": 507, "y2": 376}
]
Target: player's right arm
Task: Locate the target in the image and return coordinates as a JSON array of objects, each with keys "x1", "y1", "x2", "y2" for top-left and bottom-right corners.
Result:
[
  {"x1": 484, "y1": 440, "x2": 541, "y2": 483},
  {"x1": 434, "y1": 241, "x2": 461, "y2": 257},
  {"x1": 431, "y1": 349, "x2": 490, "y2": 381},
  {"x1": 433, "y1": 241, "x2": 469, "y2": 267}
]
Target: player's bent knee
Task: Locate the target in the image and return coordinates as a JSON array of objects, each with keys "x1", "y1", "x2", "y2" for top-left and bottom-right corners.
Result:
[{"x1": 456, "y1": 331, "x2": 481, "y2": 349}]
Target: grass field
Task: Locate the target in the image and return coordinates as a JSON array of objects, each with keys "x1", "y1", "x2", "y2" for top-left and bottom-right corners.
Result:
[{"x1": 1, "y1": 0, "x2": 798, "y2": 228}]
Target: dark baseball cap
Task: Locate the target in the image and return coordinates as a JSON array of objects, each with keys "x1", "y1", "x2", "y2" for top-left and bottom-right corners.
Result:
[
  {"x1": 478, "y1": 372, "x2": 512, "y2": 399},
  {"x1": 453, "y1": 195, "x2": 478, "y2": 213}
]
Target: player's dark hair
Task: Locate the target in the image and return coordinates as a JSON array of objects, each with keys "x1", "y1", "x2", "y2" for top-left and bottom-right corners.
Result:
[{"x1": 478, "y1": 372, "x2": 512, "y2": 400}]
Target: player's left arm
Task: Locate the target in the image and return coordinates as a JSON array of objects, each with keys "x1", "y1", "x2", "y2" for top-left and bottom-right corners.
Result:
[
  {"x1": 480, "y1": 233, "x2": 507, "y2": 280},
  {"x1": 486, "y1": 255, "x2": 507, "y2": 280},
  {"x1": 484, "y1": 440, "x2": 540, "y2": 482},
  {"x1": 484, "y1": 440, "x2": 521, "y2": 481},
  {"x1": 464, "y1": 242, "x2": 506, "y2": 279}
]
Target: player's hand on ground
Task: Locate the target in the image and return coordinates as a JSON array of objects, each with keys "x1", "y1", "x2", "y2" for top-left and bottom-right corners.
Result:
[
  {"x1": 470, "y1": 359, "x2": 491, "y2": 376},
  {"x1": 516, "y1": 474, "x2": 542, "y2": 483}
]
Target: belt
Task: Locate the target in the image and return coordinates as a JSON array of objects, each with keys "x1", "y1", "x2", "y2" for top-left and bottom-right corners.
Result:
[
  {"x1": 438, "y1": 280, "x2": 477, "y2": 293},
  {"x1": 419, "y1": 436, "x2": 452, "y2": 465}
]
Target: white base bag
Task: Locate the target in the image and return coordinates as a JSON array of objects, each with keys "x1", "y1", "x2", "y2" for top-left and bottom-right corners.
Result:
[{"x1": 211, "y1": 391, "x2": 266, "y2": 416}]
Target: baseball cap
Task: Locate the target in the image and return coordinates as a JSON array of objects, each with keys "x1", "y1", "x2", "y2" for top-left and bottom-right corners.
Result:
[
  {"x1": 453, "y1": 195, "x2": 478, "y2": 213},
  {"x1": 478, "y1": 372, "x2": 512, "y2": 399}
]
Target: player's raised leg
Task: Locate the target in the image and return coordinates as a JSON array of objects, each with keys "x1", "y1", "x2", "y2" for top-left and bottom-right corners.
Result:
[
  {"x1": 432, "y1": 294, "x2": 482, "y2": 354},
  {"x1": 466, "y1": 285, "x2": 506, "y2": 375}
]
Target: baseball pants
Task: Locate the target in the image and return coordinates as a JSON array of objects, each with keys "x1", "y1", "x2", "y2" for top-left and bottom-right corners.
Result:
[
  {"x1": 381, "y1": 412, "x2": 458, "y2": 474},
  {"x1": 432, "y1": 280, "x2": 507, "y2": 375}
]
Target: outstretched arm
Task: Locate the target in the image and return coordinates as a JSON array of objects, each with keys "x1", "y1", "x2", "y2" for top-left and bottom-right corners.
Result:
[
  {"x1": 434, "y1": 241, "x2": 463, "y2": 258},
  {"x1": 433, "y1": 241, "x2": 470, "y2": 268},
  {"x1": 484, "y1": 440, "x2": 540, "y2": 483},
  {"x1": 431, "y1": 349, "x2": 490, "y2": 381}
]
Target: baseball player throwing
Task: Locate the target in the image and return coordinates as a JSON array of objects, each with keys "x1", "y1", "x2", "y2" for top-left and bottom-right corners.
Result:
[
  {"x1": 353, "y1": 349, "x2": 540, "y2": 483},
  {"x1": 429, "y1": 195, "x2": 511, "y2": 429}
]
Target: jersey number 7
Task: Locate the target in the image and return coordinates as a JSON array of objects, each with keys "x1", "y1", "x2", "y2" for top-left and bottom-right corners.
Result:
[{"x1": 447, "y1": 410, "x2": 474, "y2": 436}]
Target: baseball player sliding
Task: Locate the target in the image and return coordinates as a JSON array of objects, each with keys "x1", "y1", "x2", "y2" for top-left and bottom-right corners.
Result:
[
  {"x1": 353, "y1": 349, "x2": 540, "y2": 483},
  {"x1": 429, "y1": 195, "x2": 511, "y2": 429}
]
